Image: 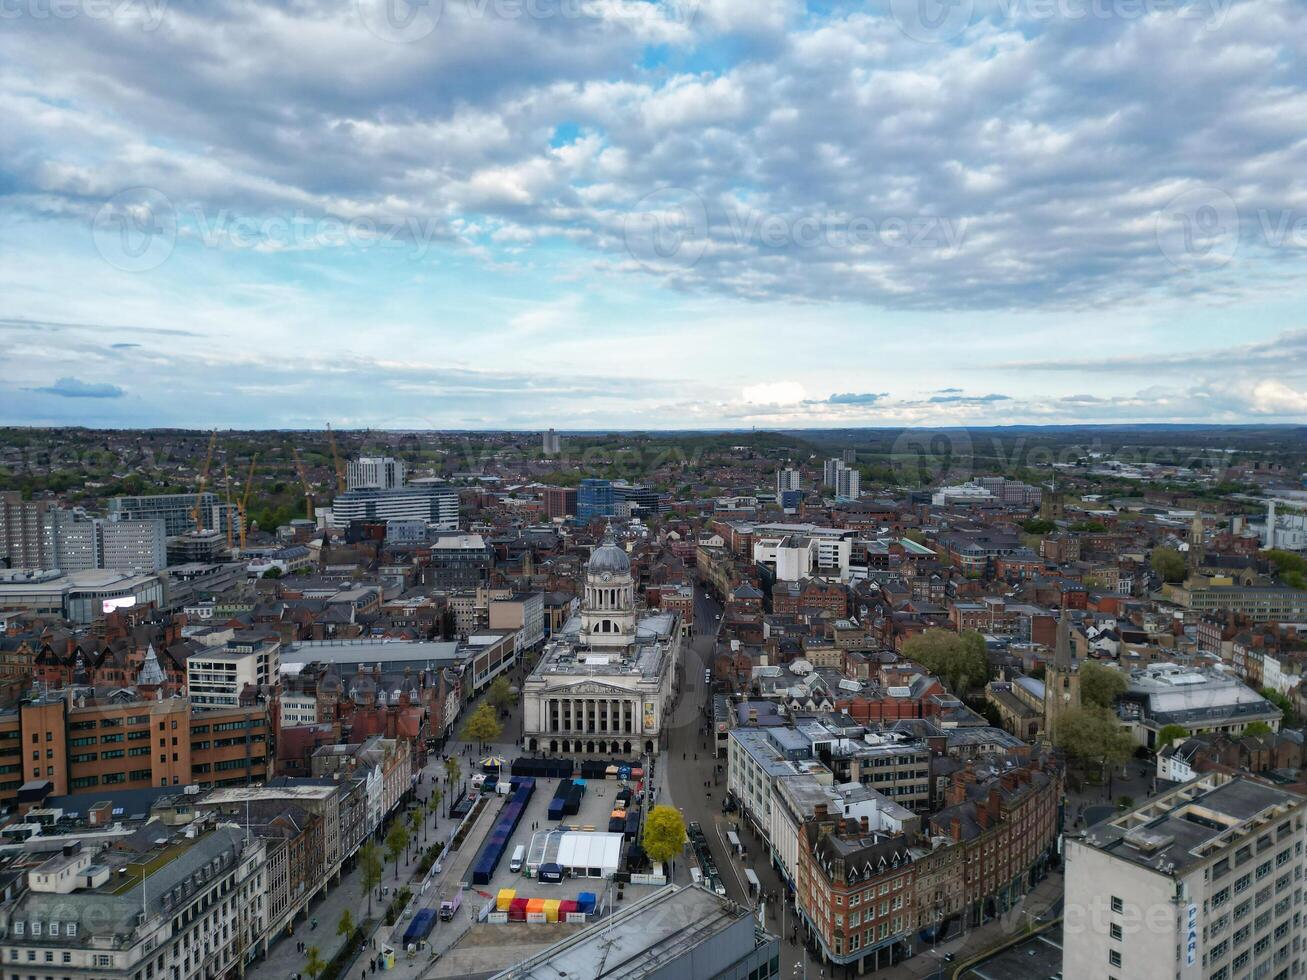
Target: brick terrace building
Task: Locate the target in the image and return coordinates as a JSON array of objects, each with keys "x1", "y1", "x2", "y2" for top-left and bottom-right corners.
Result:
[{"x1": 798, "y1": 810, "x2": 917, "y2": 973}]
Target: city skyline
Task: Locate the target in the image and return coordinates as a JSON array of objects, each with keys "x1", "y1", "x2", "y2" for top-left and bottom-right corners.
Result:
[{"x1": 4, "y1": 0, "x2": 1307, "y2": 428}]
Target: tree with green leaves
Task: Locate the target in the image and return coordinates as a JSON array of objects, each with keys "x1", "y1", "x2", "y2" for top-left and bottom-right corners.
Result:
[
  {"x1": 304, "y1": 946, "x2": 325, "y2": 980},
  {"x1": 407, "y1": 808, "x2": 423, "y2": 863},
  {"x1": 385, "y1": 822, "x2": 409, "y2": 881},
  {"x1": 337, "y1": 909, "x2": 354, "y2": 939},
  {"x1": 1055, "y1": 706, "x2": 1135, "y2": 798},
  {"x1": 444, "y1": 757, "x2": 461, "y2": 798},
  {"x1": 641, "y1": 805, "x2": 687, "y2": 866},
  {"x1": 1265, "y1": 550, "x2": 1307, "y2": 590},
  {"x1": 901, "y1": 629, "x2": 990, "y2": 697},
  {"x1": 1259, "y1": 687, "x2": 1295, "y2": 726},
  {"x1": 427, "y1": 788, "x2": 442, "y2": 833},
  {"x1": 463, "y1": 703, "x2": 503, "y2": 747},
  {"x1": 1242, "y1": 721, "x2": 1274, "y2": 737},
  {"x1": 1150, "y1": 547, "x2": 1187, "y2": 583},
  {"x1": 359, "y1": 840, "x2": 382, "y2": 919},
  {"x1": 488, "y1": 676, "x2": 516, "y2": 714},
  {"x1": 1080, "y1": 661, "x2": 1127, "y2": 709},
  {"x1": 1155, "y1": 724, "x2": 1189, "y2": 749}
]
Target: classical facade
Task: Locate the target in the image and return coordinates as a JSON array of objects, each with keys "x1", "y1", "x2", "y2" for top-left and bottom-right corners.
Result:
[{"x1": 521, "y1": 530, "x2": 680, "y2": 756}]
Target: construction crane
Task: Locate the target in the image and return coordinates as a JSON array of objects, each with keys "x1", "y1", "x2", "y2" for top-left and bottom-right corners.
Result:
[
  {"x1": 291, "y1": 447, "x2": 314, "y2": 523},
  {"x1": 191, "y1": 430, "x2": 218, "y2": 533},
  {"x1": 326, "y1": 423, "x2": 346, "y2": 494},
  {"x1": 222, "y1": 463, "x2": 234, "y2": 551},
  {"x1": 238, "y1": 455, "x2": 259, "y2": 551}
]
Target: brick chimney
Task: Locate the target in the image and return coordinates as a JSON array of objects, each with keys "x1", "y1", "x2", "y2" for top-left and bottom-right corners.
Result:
[
  {"x1": 950, "y1": 818, "x2": 962, "y2": 842},
  {"x1": 860, "y1": 816, "x2": 869, "y2": 833},
  {"x1": 976, "y1": 807, "x2": 989, "y2": 829},
  {"x1": 987, "y1": 787, "x2": 1002, "y2": 822},
  {"x1": 814, "y1": 803, "x2": 828, "y2": 820}
]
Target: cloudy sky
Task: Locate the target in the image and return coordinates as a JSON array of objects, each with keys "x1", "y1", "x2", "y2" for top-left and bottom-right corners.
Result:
[{"x1": 3, "y1": 0, "x2": 1307, "y2": 429}]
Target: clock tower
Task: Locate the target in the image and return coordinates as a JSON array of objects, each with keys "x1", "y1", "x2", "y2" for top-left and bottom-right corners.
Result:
[{"x1": 582, "y1": 528, "x2": 636, "y2": 649}]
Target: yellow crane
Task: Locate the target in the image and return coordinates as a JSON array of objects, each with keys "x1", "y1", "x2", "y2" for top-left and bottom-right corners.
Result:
[
  {"x1": 238, "y1": 455, "x2": 259, "y2": 551},
  {"x1": 222, "y1": 463, "x2": 234, "y2": 551},
  {"x1": 192, "y1": 430, "x2": 218, "y2": 532},
  {"x1": 326, "y1": 423, "x2": 346, "y2": 494},
  {"x1": 291, "y1": 447, "x2": 314, "y2": 522}
]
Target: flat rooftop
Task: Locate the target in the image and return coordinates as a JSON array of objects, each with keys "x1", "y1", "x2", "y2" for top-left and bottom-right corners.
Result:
[
  {"x1": 1082, "y1": 775, "x2": 1305, "y2": 876},
  {"x1": 490, "y1": 884, "x2": 763, "y2": 980},
  {"x1": 280, "y1": 639, "x2": 462, "y2": 666}
]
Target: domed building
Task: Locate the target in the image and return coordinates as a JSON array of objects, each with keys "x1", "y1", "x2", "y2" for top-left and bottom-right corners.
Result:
[
  {"x1": 581, "y1": 529, "x2": 636, "y2": 648},
  {"x1": 521, "y1": 527, "x2": 681, "y2": 757}
]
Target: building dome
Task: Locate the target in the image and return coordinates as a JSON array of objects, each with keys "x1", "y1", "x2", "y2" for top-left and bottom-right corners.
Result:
[{"x1": 589, "y1": 530, "x2": 630, "y2": 574}]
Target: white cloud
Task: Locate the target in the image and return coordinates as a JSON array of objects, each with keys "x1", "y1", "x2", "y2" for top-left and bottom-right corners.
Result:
[{"x1": 741, "y1": 381, "x2": 806, "y2": 404}]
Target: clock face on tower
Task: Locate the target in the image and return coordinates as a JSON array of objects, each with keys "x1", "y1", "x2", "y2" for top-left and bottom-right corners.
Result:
[{"x1": 601, "y1": 572, "x2": 613, "y2": 582}]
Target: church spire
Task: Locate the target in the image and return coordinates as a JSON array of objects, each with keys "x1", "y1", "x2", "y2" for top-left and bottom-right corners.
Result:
[
  {"x1": 1053, "y1": 614, "x2": 1073, "y2": 671},
  {"x1": 138, "y1": 643, "x2": 167, "y2": 690},
  {"x1": 1188, "y1": 511, "x2": 1205, "y2": 571}
]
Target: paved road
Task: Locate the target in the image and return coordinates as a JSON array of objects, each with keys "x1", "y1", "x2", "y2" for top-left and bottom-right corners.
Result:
[
  {"x1": 659, "y1": 584, "x2": 829, "y2": 979},
  {"x1": 245, "y1": 657, "x2": 535, "y2": 980}
]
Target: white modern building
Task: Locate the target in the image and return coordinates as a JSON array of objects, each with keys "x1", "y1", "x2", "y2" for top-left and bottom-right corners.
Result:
[
  {"x1": 346, "y1": 456, "x2": 406, "y2": 491},
  {"x1": 522, "y1": 530, "x2": 681, "y2": 756},
  {"x1": 186, "y1": 638, "x2": 279, "y2": 707},
  {"x1": 752, "y1": 527, "x2": 853, "y2": 582},
  {"x1": 931, "y1": 483, "x2": 997, "y2": 507},
  {"x1": 42, "y1": 509, "x2": 168, "y2": 573},
  {"x1": 1063, "y1": 774, "x2": 1307, "y2": 980},
  {"x1": 776, "y1": 468, "x2": 801, "y2": 495},
  {"x1": 186, "y1": 649, "x2": 259, "y2": 707},
  {"x1": 1117, "y1": 663, "x2": 1283, "y2": 748},
  {"x1": 328, "y1": 481, "x2": 458, "y2": 530},
  {"x1": 0, "y1": 568, "x2": 165, "y2": 623}
]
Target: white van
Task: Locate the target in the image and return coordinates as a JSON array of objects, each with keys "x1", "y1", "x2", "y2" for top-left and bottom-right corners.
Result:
[{"x1": 509, "y1": 845, "x2": 526, "y2": 873}]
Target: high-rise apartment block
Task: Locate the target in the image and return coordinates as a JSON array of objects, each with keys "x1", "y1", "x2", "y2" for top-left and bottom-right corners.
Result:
[
  {"x1": 346, "y1": 456, "x2": 406, "y2": 491},
  {"x1": 1063, "y1": 774, "x2": 1307, "y2": 980},
  {"x1": 823, "y1": 458, "x2": 860, "y2": 498},
  {"x1": 542, "y1": 429, "x2": 562, "y2": 455},
  {"x1": 2, "y1": 498, "x2": 166, "y2": 573},
  {"x1": 776, "y1": 467, "x2": 801, "y2": 495},
  {"x1": 0, "y1": 492, "x2": 52, "y2": 568}
]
